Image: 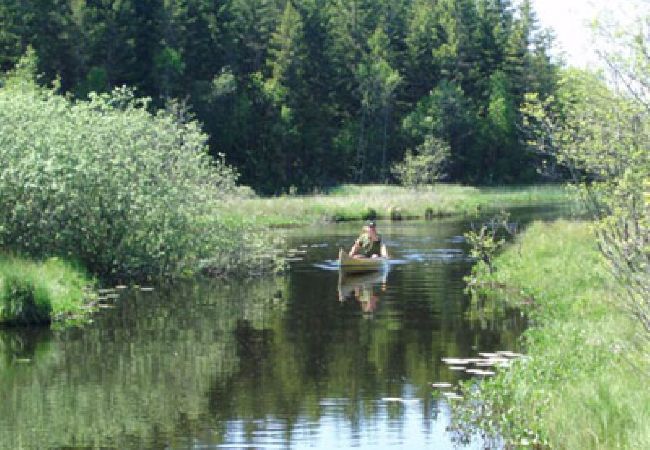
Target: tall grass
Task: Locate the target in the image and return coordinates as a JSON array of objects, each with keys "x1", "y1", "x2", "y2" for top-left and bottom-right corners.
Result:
[
  {"x1": 0, "y1": 255, "x2": 94, "y2": 325},
  {"x1": 232, "y1": 183, "x2": 571, "y2": 227},
  {"x1": 454, "y1": 221, "x2": 649, "y2": 449}
]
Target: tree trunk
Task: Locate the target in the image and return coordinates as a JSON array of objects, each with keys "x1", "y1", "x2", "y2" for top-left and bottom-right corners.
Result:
[{"x1": 357, "y1": 106, "x2": 367, "y2": 183}]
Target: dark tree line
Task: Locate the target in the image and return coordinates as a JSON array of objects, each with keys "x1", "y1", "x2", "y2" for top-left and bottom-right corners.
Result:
[{"x1": 0, "y1": 0, "x2": 558, "y2": 193}]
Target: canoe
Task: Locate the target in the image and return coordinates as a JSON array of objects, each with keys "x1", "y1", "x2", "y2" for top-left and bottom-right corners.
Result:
[{"x1": 338, "y1": 248, "x2": 388, "y2": 273}]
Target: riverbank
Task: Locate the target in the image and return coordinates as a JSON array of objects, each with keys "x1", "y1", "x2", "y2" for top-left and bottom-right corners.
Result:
[
  {"x1": 0, "y1": 255, "x2": 95, "y2": 327},
  {"x1": 455, "y1": 220, "x2": 649, "y2": 449},
  {"x1": 230, "y1": 184, "x2": 571, "y2": 227}
]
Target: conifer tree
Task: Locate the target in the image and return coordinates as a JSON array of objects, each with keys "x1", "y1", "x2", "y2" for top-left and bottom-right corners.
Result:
[
  {"x1": 0, "y1": 0, "x2": 562, "y2": 191},
  {"x1": 356, "y1": 25, "x2": 401, "y2": 181}
]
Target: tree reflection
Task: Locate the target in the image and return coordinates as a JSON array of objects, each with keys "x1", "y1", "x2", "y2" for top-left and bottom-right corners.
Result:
[{"x1": 0, "y1": 220, "x2": 532, "y2": 449}]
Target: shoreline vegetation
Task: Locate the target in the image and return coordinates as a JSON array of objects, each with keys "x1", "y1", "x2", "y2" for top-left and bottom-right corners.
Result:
[
  {"x1": 0, "y1": 51, "x2": 568, "y2": 329},
  {"x1": 0, "y1": 182, "x2": 570, "y2": 327},
  {"x1": 453, "y1": 220, "x2": 649, "y2": 449},
  {"x1": 0, "y1": 63, "x2": 571, "y2": 328},
  {"x1": 0, "y1": 64, "x2": 573, "y2": 327},
  {"x1": 231, "y1": 184, "x2": 572, "y2": 228},
  {"x1": 0, "y1": 255, "x2": 95, "y2": 327},
  {"x1": 0, "y1": 64, "x2": 279, "y2": 282}
]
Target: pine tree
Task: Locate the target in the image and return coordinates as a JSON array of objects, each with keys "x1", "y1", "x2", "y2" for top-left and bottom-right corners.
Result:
[
  {"x1": 356, "y1": 25, "x2": 401, "y2": 181},
  {"x1": 404, "y1": 0, "x2": 443, "y2": 102},
  {"x1": 261, "y1": 1, "x2": 308, "y2": 189},
  {"x1": 76, "y1": 0, "x2": 142, "y2": 91},
  {"x1": 226, "y1": 0, "x2": 281, "y2": 74},
  {"x1": 0, "y1": 0, "x2": 27, "y2": 72},
  {"x1": 0, "y1": 0, "x2": 562, "y2": 191},
  {"x1": 266, "y1": 1, "x2": 305, "y2": 98}
]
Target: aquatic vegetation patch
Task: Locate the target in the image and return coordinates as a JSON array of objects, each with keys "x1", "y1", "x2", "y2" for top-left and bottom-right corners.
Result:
[{"x1": 0, "y1": 255, "x2": 94, "y2": 326}]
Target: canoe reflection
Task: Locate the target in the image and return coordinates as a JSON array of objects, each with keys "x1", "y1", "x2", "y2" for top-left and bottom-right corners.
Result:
[{"x1": 337, "y1": 270, "x2": 388, "y2": 314}]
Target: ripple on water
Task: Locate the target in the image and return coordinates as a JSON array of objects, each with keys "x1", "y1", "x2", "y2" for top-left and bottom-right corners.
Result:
[
  {"x1": 1, "y1": 218, "x2": 538, "y2": 450},
  {"x1": 402, "y1": 249, "x2": 467, "y2": 263}
]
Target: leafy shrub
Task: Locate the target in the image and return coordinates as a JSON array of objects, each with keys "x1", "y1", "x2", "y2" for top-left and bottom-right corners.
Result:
[
  {"x1": 464, "y1": 211, "x2": 514, "y2": 275},
  {"x1": 0, "y1": 56, "x2": 273, "y2": 278},
  {"x1": 391, "y1": 135, "x2": 450, "y2": 188},
  {"x1": 524, "y1": 66, "x2": 650, "y2": 334}
]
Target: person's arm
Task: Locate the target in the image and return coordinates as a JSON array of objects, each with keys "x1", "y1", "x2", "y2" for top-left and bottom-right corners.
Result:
[{"x1": 349, "y1": 239, "x2": 361, "y2": 257}]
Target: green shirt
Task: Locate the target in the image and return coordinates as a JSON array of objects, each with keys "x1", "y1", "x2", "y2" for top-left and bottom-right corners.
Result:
[{"x1": 356, "y1": 232, "x2": 382, "y2": 257}]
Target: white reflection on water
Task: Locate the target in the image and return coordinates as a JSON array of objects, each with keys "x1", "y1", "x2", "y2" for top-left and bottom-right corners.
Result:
[{"x1": 210, "y1": 397, "x2": 491, "y2": 450}]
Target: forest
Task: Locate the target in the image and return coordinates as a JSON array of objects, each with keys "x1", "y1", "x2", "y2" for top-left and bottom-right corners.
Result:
[
  {"x1": 1, "y1": 2, "x2": 649, "y2": 448},
  {"x1": 0, "y1": 0, "x2": 558, "y2": 193}
]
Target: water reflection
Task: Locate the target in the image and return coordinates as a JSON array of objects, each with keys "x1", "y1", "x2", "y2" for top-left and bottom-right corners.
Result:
[
  {"x1": 0, "y1": 214, "x2": 551, "y2": 449},
  {"x1": 338, "y1": 270, "x2": 388, "y2": 314}
]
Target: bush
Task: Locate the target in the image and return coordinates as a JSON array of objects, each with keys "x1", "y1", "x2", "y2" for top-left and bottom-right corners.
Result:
[
  {"x1": 391, "y1": 135, "x2": 450, "y2": 188},
  {"x1": 0, "y1": 55, "x2": 273, "y2": 278}
]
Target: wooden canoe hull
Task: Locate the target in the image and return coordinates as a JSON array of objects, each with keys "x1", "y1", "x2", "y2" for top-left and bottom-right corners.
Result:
[{"x1": 338, "y1": 248, "x2": 388, "y2": 273}]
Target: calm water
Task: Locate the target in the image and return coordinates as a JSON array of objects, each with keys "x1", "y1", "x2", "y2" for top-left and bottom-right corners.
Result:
[{"x1": 0, "y1": 212, "x2": 563, "y2": 450}]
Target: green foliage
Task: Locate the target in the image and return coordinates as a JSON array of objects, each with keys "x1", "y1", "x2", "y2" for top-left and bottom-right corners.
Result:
[
  {"x1": 76, "y1": 66, "x2": 109, "y2": 98},
  {"x1": 235, "y1": 184, "x2": 570, "y2": 226},
  {"x1": 0, "y1": 254, "x2": 93, "y2": 326},
  {"x1": 0, "y1": 274, "x2": 51, "y2": 326},
  {"x1": 153, "y1": 45, "x2": 185, "y2": 97},
  {"x1": 522, "y1": 18, "x2": 650, "y2": 334},
  {"x1": 1, "y1": 45, "x2": 40, "y2": 90},
  {"x1": 463, "y1": 210, "x2": 512, "y2": 275},
  {"x1": 211, "y1": 67, "x2": 237, "y2": 97},
  {"x1": 479, "y1": 70, "x2": 529, "y2": 183},
  {"x1": 391, "y1": 136, "x2": 450, "y2": 188},
  {"x1": 0, "y1": 69, "x2": 277, "y2": 278},
  {"x1": 357, "y1": 25, "x2": 401, "y2": 112},
  {"x1": 401, "y1": 80, "x2": 478, "y2": 180},
  {"x1": 453, "y1": 221, "x2": 650, "y2": 449},
  {"x1": 404, "y1": 0, "x2": 444, "y2": 100},
  {"x1": 0, "y1": 0, "x2": 559, "y2": 193},
  {"x1": 266, "y1": 1, "x2": 305, "y2": 97}
]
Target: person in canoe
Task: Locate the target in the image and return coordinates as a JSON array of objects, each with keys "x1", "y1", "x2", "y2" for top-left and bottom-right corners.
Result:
[{"x1": 349, "y1": 221, "x2": 389, "y2": 258}]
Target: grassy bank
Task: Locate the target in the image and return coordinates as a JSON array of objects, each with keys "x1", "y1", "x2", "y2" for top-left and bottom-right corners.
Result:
[
  {"x1": 0, "y1": 255, "x2": 95, "y2": 326},
  {"x1": 230, "y1": 184, "x2": 571, "y2": 227},
  {"x1": 455, "y1": 220, "x2": 649, "y2": 449}
]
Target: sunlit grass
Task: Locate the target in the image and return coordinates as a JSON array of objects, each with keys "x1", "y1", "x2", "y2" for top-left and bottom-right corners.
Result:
[
  {"x1": 230, "y1": 183, "x2": 572, "y2": 227},
  {"x1": 0, "y1": 255, "x2": 95, "y2": 325},
  {"x1": 455, "y1": 221, "x2": 650, "y2": 449}
]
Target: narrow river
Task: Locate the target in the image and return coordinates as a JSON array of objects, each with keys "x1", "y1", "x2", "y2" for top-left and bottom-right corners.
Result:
[{"x1": 0, "y1": 209, "x2": 563, "y2": 449}]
